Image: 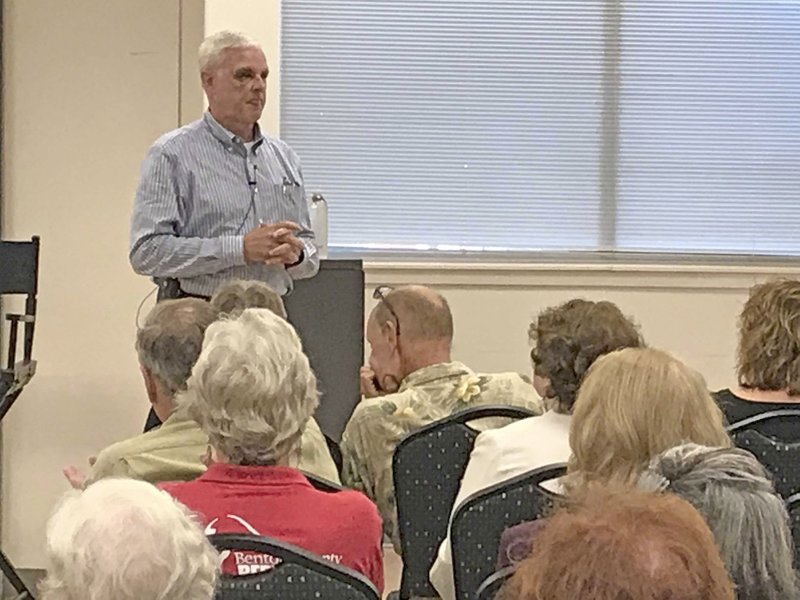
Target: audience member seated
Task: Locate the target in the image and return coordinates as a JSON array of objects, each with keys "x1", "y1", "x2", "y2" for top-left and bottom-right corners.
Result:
[
  {"x1": 210, "y1": 278, "x2": 288, "y2": 319},
  {"x1": 341, "y1": 285, "x2": 543, "y2": 550},
  {"x1": 64, "y1": 299, "x2": 217, "y2": 488},
  {"x1": 498, "y1": 347, "x2": 730, "y2": 567},
  {"x1": 210, "y1": 279, "x2": 340, "y2": 483},
  {"x1": 715, "y1": 279, "x2": 800, "y2": 437},
  {"x1": 430, "y1": 298, "x2": 644, "y2": 600},
  {"x1": 40, "y1": 478, "x2": 219, "y2": 600},
  {"x1": 161, "y1": 308, "x2": 384, "y2": 591},
  {"x1": 497, "y1": 488, "x2": 734, "y2": 600},
  {"x1": 639, "y1": 443, "x2": 800, "y2": 600}
]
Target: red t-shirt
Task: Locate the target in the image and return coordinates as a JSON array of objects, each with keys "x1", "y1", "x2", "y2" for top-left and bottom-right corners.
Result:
[{"x1": 160, "y1": 464, "x2": 384, "y2": 592}]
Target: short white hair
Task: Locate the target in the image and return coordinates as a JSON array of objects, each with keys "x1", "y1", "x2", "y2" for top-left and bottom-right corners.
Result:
[
  {"x1": 40, "y1": 479, "x2": 219, "y2": 600},
  {"x1": 182, "y1": 308, "x2": 319, "y2": 465},
  {"x1": 198, "y1": 30, "x2": 260, "y2": 73}
]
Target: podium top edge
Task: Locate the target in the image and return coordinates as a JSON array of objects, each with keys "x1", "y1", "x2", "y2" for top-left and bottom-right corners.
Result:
[{"x1": 319, "y1": 259, "x2": 363, "y2": 271}]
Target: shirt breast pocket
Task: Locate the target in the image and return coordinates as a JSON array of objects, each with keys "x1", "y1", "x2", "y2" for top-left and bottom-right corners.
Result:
[{"x1": 264, "y1": 181, "x2": 304, "y2": 225}]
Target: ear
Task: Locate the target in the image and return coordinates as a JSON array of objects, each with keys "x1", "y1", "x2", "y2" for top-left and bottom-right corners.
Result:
[
  {"x1": 381, "y1": 320, "x2": 399, "y2": 348},
  {"x1": 200, "y1": 70, "x2": 213, "y2": 91},
  {"x1": 140, "y1": 365, "x2": 159, "y2": 406}
]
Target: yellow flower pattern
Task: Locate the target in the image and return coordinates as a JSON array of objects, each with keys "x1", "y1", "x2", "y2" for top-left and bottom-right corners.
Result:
[{"x1": 340, "y1": 362, "x2": 543, "y2": 553}]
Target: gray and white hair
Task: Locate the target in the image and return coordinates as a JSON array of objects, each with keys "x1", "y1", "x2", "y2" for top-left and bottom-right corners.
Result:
[
  {"x1": 40, "y1": 478, "x2": 219, "y2": 600},
  {"x1": 198, "y1": 30, "x2": 260, "y2": 73},
  {"x1": 182, "y1": 308, "x2": 319, "y2": 466},
  {"x1": 638, "y1": 443, "x2": 800, "y2": 600},
  {"x1": 135, "y1": 298, "x2": 219, "y2": 397},
  {"x1": 210, "y1": 279, "x2": 287, "y2": 320}
]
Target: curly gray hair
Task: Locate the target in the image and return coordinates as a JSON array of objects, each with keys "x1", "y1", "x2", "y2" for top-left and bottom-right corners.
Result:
[
  {"x1": 182, "y1": 308, "x2": 319, "y2": 466},
  {"x1": 638, "y1": 443, "x2": 800, "y2": 600},
  {"x1": 40, "y1": 478, "x2": 218, "y2": 600}
]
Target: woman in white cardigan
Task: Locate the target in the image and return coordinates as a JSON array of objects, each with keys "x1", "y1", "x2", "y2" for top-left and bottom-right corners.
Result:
[{"x1": 429, "y1": 298, "x2": 644, "y2": 600}]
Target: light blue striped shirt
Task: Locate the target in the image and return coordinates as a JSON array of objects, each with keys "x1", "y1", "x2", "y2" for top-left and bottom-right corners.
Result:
[{"x1": 130, "y1": 111, "x2": 318, "y2": 297}]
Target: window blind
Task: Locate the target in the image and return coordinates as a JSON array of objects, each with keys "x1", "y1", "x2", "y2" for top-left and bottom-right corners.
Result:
[
  {"x1": 281, "y1": 0, "x2": 800, "y2": 257},
  {"x1": 617, "y1": 1, "x2": 800, "y2": 255}
]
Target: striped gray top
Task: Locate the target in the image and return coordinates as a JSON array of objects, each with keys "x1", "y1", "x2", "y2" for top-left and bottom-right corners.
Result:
[{"x1": 130, "y1": 111, "x2": 318, "y2": 297}]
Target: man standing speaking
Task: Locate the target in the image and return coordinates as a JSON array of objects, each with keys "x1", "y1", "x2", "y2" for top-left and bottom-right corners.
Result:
[{"x1": 130, "y1": 31, "x2": 318, "y2": 300}]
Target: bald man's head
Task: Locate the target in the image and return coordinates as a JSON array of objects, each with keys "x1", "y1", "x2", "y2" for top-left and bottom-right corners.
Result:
[
  {"x1": 365, "y1": 285, "x2": 454, "y2": 390},
  {"x1": 370, "y1": 285, "x2": 454, "y2": 344}
]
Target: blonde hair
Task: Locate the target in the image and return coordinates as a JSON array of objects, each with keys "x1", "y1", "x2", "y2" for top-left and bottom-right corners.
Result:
[
  {"x1": 565, "y1": 348, "x2": 730, "y2": 494},
  {"x1": 737, "y1": 278, "x2": 800, "y2": 395}
]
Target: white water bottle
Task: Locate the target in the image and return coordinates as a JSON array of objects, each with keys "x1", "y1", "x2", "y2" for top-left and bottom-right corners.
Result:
[{"x1": 309, "y1": 192, "x2": 328, "y2": 259}]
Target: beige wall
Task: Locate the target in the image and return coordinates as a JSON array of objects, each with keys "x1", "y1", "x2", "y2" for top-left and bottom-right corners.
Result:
[
  {"x1": 363, "y1": 263, "x2": 800, "y2": 390},
  {"x1": 0, "y1": 0, "x2": 798, "y2": 570},
  {"x1": 204, "y1": 0, "x2": 282, "y2": 135},
  {"x1": 1, "y1": 0, "x2": 190, "y2": 566}
]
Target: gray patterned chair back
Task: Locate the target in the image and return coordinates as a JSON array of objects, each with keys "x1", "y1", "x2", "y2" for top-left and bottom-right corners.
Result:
[
  {"x1": 209, "y1": 534, "x2": 379, "y2": 600},
  {"x1": 476, "y1": 565, "x2": 516, "y2": 600},
  {"x1": 451, "y1": 463, "x2": 567, "y2": 600},
  {"x1": 786, "y1": 493, "x2": 800, "y2": 568},
  {"x1": 392, "y1": 405, "x2": 537, "y2": 599},
  {"x1": 728, "y1": 410, "x2": 800, "y2": 499}
]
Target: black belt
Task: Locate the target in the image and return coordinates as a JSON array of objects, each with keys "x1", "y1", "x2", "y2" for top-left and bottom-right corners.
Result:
[{"x1": 156, "y1": 278, "x2": 210, "y2": 302}]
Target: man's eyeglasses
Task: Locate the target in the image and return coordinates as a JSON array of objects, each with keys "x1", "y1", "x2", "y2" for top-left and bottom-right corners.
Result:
[{"x1": 373, "y1": 286, "x2": 401, "y2": 336}]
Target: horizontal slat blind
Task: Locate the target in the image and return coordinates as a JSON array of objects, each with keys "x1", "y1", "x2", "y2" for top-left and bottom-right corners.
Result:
[
  {"x1": 617, "y1": 0, "x2": 800, "y2": 255},
  {"x1": 281, "y1": 0, "x2": 604, "y2": 252},
  {"x1": 282, "y1": 1, "x2": 800, "y2": 257}
]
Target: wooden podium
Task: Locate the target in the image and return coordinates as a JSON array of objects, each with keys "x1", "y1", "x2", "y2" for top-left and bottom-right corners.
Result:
[{"x1": 285, "y1": 259, "x2": 364, "y2": 442}]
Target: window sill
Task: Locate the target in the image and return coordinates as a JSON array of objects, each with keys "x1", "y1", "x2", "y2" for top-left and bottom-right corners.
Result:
[{"x1": 361, "y1": 259, "x2": 800, "y2": 290}]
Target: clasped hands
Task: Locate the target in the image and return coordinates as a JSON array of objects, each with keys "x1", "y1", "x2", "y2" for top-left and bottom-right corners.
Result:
[{"x1": 244, "y1": 220, "x2": 304, "y2": 266}]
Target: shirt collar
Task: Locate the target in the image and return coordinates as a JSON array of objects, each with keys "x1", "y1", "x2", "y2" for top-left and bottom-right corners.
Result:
[
  {"x1": 399, "y1": 361, "x2": 474, "y2": 391},
  {"x1": 203, "y1": 111, "x2": 264, "y2": 153},
  {"x1": 200, "y1": 463, "x2": 312, "y2": 486}
]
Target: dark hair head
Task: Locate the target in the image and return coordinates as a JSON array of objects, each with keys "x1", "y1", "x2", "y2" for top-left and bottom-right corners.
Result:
[{"x1": 529, "y1": 299, "x2": 643, "y2": 412}]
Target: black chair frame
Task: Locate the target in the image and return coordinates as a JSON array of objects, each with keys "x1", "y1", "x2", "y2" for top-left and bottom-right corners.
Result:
[
  {"x1": 209, "y1": 533, "x2": 379, "y2": 600},
  {"x1": 475, "y1": 565, "x2": 516, "y2": 600},
  {"x1": 785, "y1": 493, "x2": 800, "y2": 569},
  {"x1": 301, "y1": 471, "x2": 344, "y2": 493},
  {"x1": 727, "y1": 409, "x2": 800, "y2": 434},
  {"x1": 391, "y1": 404, "x2": 538, "y2": 599},
  {"x1": 728, "y1": 409, "x2": 800, "y2": 499},
  {"x1": 451, "y1": 462, "x2": 567, "y2": 600},
  {"x1": 0, "y1": 236, "x2": 40, "y2": 600}
]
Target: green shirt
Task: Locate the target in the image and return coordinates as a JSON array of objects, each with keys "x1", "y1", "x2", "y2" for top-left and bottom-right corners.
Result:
[
  {"x1": 87, "y1": 412, "x2": 340, "y2": 486},
  {"x1": 341, "y1": 361, "x2": 543, "y2": 551},
  {"x1": 294, "y1": 416, "x2": 341, "y2": 484},
  {"x1": 86, "y1": 412, "x2": 208, "y2": 486}
]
